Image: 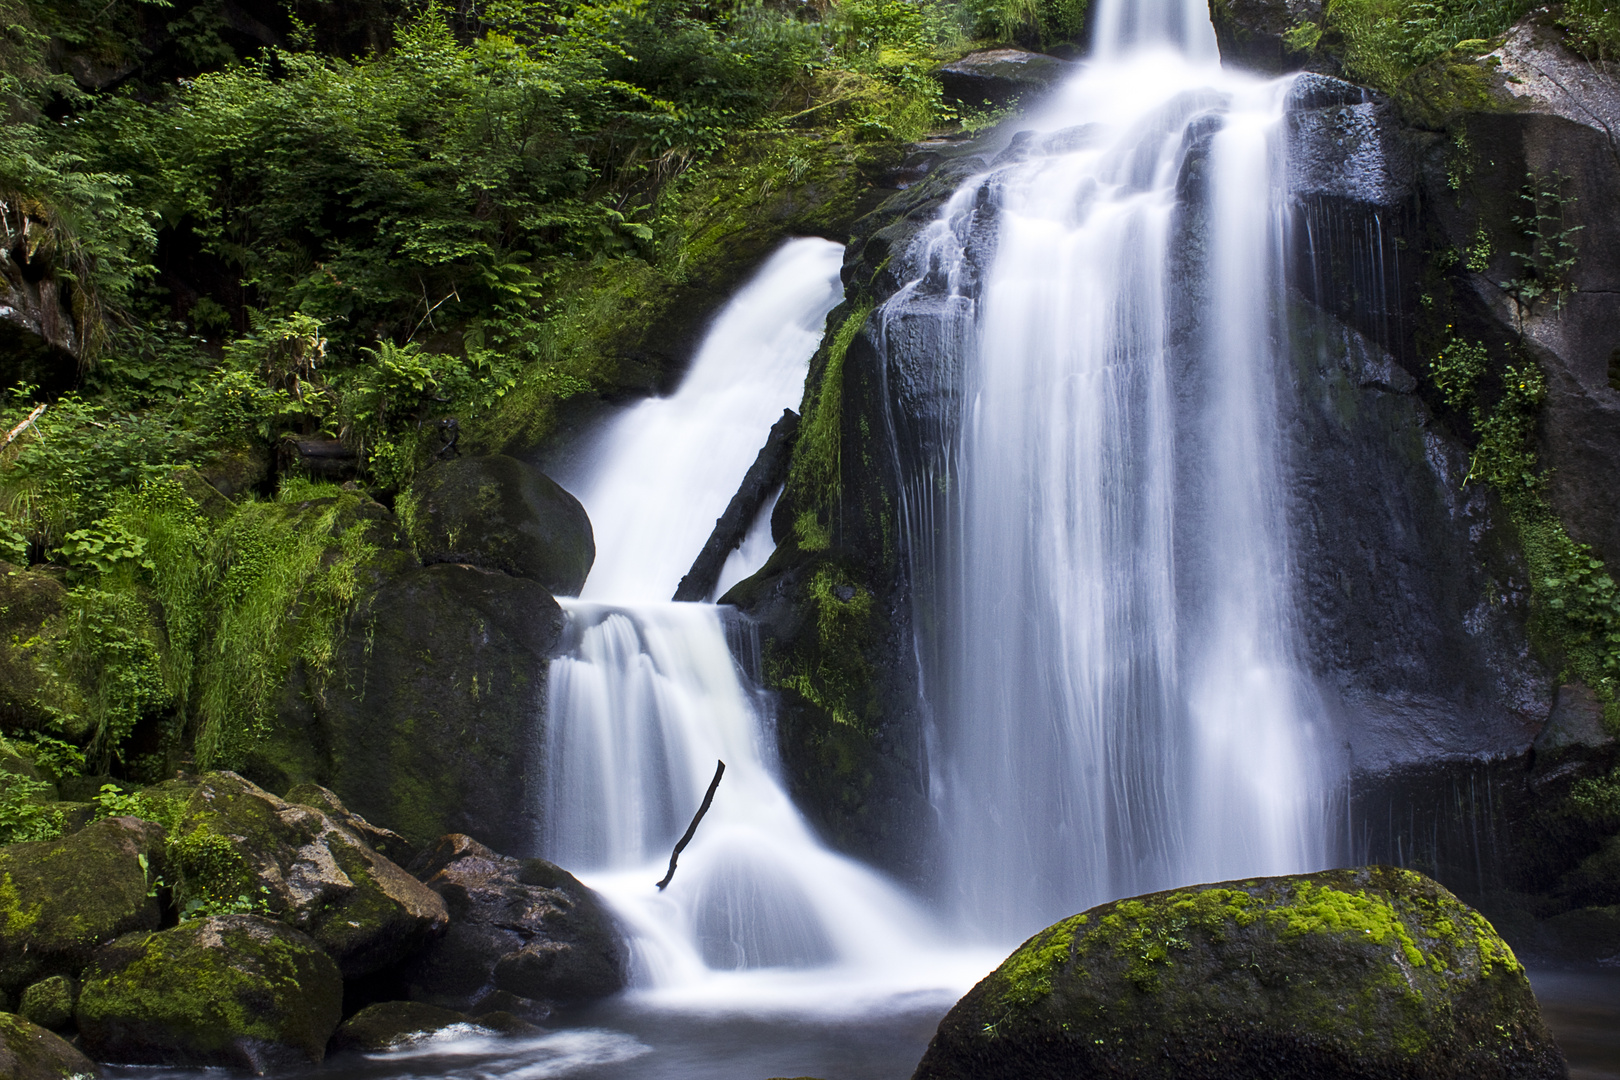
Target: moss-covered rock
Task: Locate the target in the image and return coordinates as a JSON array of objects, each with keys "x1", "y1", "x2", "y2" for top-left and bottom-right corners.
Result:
[
  {"x1": 150, "y1": 771, "x2": 447, "y2": 978},
  {"x1": 17, "y1": 976, "x2": 74, "y2": 1031},
  {"x1": 0, "y1": 1012, "x2": 97, "y2": 1080},
  {"x1": 913, "y1": 867, "x2": 1563, "y2": 1080},
  {"x1": 0, "y1": 562, "x2": 68, "y2": 733},
  {"x1": 402, "y1": 834, "x2": 625, "y2": 1012},
  {"x1": 284, "y1": 780, "x2": 419, "y2": 867},
  {"x1": 329, "y1": 1000, "x2": 474, "y2": 1052},
  {"x1": 317, "y1": 564, "x2": 565, "y2": 852},
  {"x1": 406, "y1": 454, "x2": 594, "y2": 596},
  {"x1": 937, "y1": 49, "x2": 1073, "y2": 109},
  {"x1": 0, "y1": 816, "x2": 165, "y2": 996},
  {"x1": 75, "y1": 914, "x2": 343, "y2": 1072}
]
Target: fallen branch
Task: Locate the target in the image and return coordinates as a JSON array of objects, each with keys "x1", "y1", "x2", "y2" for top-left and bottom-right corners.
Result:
[
  {"x1": 2, "y1": 404, "x2": 46, "y2": 448},
  {"x1": 656, "y1": 759, "x2": 725, "y2": 891}
]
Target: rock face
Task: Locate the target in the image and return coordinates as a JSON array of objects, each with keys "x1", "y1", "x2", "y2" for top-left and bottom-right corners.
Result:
[
  {"x1": 937, "y1": 48, "x2": 1073, "y2": 109},
  {"x1": 0, "y1": 1012, "x2": 98, "y2": 1080},
  {"x1": 1210, "y1": 0, "x2": 1327, "y2": 74},
  {"x1": 318, "y1": 564, "x2": 565, "y2": 851},
  {"x1": 17, "y1": 976, "x2": 74, "y2": 1031},
  {"x1": 913, "y1": 867, "x2": 1564, "y2": 1080},
  {"x1": 408, "y1": 454, "x2": 595, "y2": 595},
  {"x1": 0, "y1": 816, "x2": 166, "y2": 996},
  {"x1": 151, "y1": 771, "x2": 447, "y2": 978},
  {"x1": 76, "y1": 914, "x2": 343, "y2": 1072},
  {"x1": 402, "y1": 834, "x2": 626, "y2": 1013}
]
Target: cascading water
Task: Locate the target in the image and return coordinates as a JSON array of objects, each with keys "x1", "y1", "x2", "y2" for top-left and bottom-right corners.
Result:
[
  {"x1": 885, "y1": 0, "x2": 1332, "y2": 941},
  {"x1": 541, "y1": 238, "x2": 990, "y2": 1011}
]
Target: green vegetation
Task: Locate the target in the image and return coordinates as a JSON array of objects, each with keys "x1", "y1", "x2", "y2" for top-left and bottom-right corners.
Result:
[{"x1": 791, "y1": 301, "x2": 872, "y2": 552}]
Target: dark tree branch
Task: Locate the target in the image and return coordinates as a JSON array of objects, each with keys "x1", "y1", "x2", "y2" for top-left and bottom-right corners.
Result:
[{"x1": 656, "y1": 759, "x2": 725, "y2": 890}]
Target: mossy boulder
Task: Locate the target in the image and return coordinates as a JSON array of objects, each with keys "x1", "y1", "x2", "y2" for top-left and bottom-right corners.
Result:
[
  {"x1": 913, "y1": 867, "x2": 1564, "y2": 1080},
  {"x1": 0, "y1": 816, "x2": 165, "y2": 996},
  {"x1": 75, "y1": 914, "x2": 343, "y2": 1072},
  {"x1": 318, "y1": 563, "x2": 565, "y2": 852},
  {"x1": 402, "y1": 834, "x2": 626, "y2": 1012},
  {"x1": 407, "y1": 454, "x2": 594, "y2": 596},
  {"x1": 0, "y1": 562, "x2": 67, "y2": 733},
  {"x1": 0, "y1": 1012, "x2": 97, "y2": 1079},
  {"x1": 150, "y1": 771, "x2": 447, "y2": 978},
  {"x1": 17, "y1": 976, "x2": 74, "y2": 1031},
  {"x1": 936, "y1": 49, "x2": 1072, "y2": 109},
  {"x1": 329, "y1": 1000, "x2": 474, "y2": 1052}
]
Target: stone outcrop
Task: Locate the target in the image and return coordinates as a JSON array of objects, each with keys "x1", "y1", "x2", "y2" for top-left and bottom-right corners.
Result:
[
  {"x1": 913, "y1": 867, "x2": 1564, "y2": 1080},
  {"x1": 937, "y1": 49, "x2": 1073, "y2": 110},
  {"x1": 75, "y1": 914, "x2": 343, "y2": 1072},
  {"x1": 402, "y1": 834, "x2": 626, "y2": 1014},
  {"x1": 317, "y1": 564, "x2": 564, "y2": 852},
  {"x1": 407, "y1": 454, "x2": 595, "y2": 596},
  {"x1": 149, "y1": 771, "x2": 447, "y2": 978}
]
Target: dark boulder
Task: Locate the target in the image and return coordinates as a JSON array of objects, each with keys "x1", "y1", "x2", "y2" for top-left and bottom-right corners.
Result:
[
  {"x1": 330, "y1": 1000, "x2": 474, "y2": 1052},
  {"x1": 937, "y1": 48, "x2": 1072, "y2": 110},
  {"x1": 0, "y1": 816, "x2": 166, "y2": 997},
  {"x1": 148, "y1": 771, "x2": 447, "y2": 978},
  {"x1": 75, "y1": 914, "x2": 343, "y2": 1072},
  {"x1": 912, "y1": 867, "x2": 1564, "y2": 1080},
  {"x1": 402, "y1": 834, "x2": 626, "y2": 1013},
  {"x1": 0, "y1": 1012, "x2": 97, "y2": 1080},
  {"x1": 0, "y1": 563, "x2": 68, "y2": 734},
  {"x1": 16, "y1": 976, "x2": 74, "y2": 1031},
  {"x1": 1210, "y1": 0, "x2": 1326, "y2": 74},
  {"x1": 407, "y1": 454, "x2": 594, "y2": 595},
  {"x1": 318, "y1": 564, "x2": 565, "y2": 852}
]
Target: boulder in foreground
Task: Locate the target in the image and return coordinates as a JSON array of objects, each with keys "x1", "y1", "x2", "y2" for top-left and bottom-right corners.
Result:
[
  {"x1": 913, "y1": 866, "x2": 1565, "y2": 1080},
  {"x1": 403, "y1": 834, "x2": 626, "y2": 1013},
  {"x1": 75, "y1": 914, "x2": 342, "y2": 1073},
  {"x1": 0, "y1": 1012, "x2": 97, "y2": 1079}
]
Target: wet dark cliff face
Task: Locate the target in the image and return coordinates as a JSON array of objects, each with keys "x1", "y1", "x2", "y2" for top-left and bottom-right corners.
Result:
[{"x1": 737, "y1": 11, "x2": 1620, "y2": 943}]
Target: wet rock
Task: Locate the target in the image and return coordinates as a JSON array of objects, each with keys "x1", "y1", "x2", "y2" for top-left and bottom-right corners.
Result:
[
  {"x1": 318, "y1": 564, "x2": 564, "y2": 852},
  {"x1": 913, "y1": 867, "x2": 1564, "y2": 1080},
  {"x1": 1536, "y1": 684, "x2": 1615, "y2": 757},
  {"x1": 937, "y1": 48, "x2": 1072, "y2": 110},
  {"x1": 1210, "y1": 0, "x2": 1326, "y2": 74},
  {"x1": 403, "y1": 835, "x2": 626, "y2": 1011},
  {"x1": 0, "y1": 1012, "x2": 98, "y2": 1080},
  {"x1": 0, "y1": 816, "x2": 166, "y2": 997},
  {"x1": 76, "y1": 914, "x2": 342, "y2": 1072},
  {"x1": 330, "y1": 1001, "x2": 473, "y2": 1052},
  {"x1": 17, "y1": 976, "x2": 74, "y2": 1031},
  {"x1": 407, "y1": 454, "x2": 595, "y2": 595},
  {"x1": 149, "y1": 771, "x2": 447, "y2": 978}
]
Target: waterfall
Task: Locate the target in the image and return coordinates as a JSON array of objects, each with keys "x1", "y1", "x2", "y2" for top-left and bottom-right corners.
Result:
[
  {"x1": 886, "y1": 1, "x2": 1331, "y2": 940},
  {"x1": 541, "y1": 239, "x2": 990, "y2": 1010}
]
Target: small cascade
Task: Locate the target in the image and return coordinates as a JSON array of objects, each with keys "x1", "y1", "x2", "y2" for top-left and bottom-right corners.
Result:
[{"x1": 541, "y1": 238, "x2": 988, "y2": 1010}]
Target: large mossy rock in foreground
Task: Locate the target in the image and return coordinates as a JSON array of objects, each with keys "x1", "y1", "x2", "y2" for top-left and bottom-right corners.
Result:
[
  {"x1": 0, "y1": 1012, "x2": 97, "y2": 1079},
  {"x1": 75, "y1": 914, "x2": 343, "y2": 1072},
  {"x1": 148, "y1": 771, "x2": 447, "y2": 978},
  {"x1": 402, "y1": 834, "x2": 626, "y2": 1014},
  {"x1": 319, "y1": 563, "x2": 565, "y2": 852},
  {"x1": 408, "y1": 454, "x2": 594, "y2": 595},
  {"x1": 0, "y1": 816, "x2": 166, "y2": 996},
  {"x1": 914, "y1": 867, "x2": 1564, "y2": 1080}
]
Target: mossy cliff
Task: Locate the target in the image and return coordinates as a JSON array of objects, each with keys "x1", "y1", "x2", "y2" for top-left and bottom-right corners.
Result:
[{"x1": 914, "y1": 867, "x2": 1564, "y2": 1080}]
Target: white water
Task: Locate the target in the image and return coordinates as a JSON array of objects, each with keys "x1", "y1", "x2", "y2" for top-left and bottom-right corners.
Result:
[
  {"x1": 572, "y1": 240, "x2": 843, "y2": 604},
  {"x1": 886, "y1": 4, "x2": 1330, "y2": 940},
  {"x1": 542, "y1": 239, "x2": 997, "y2": 1013}
]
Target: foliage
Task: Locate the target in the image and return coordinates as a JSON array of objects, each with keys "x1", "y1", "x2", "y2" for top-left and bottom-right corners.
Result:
[
  {"x1": 1501, "y1": 170, "x2": 1582, "y2": 317},
  {"x1": 963, "y1": 0, "x2": 1087, "y2": 48},
  {"x1": 0, "y1": 769, "x2": 59, "y2": 843},
  {"x1": 1428, "y1": 334, "x2": 1486, "y2": 410},
  {"x1": 1321, "y1": 0, "x2": 1532, "y2": 94},
  {"x1": 1556, "y1": 0, "x2": 1620, "y2": 59}
]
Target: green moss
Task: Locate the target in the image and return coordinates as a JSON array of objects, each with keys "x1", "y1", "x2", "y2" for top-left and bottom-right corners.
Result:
[
  {"x1": 790, "y1": 302, "x2": 874, "y2": 551},
  {"x1": 1270, "y1": 880, "x2": 1427, "y2": 967},
  {"x1": 996, "y1": 915, "x2": 1083, "y2": 1010},
  {"x1": 775, "y1": 565, "x2": 877, "y2": 732},
  {"x1": 0, "y1": 871, "x2": 43, "y2": 935}
]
